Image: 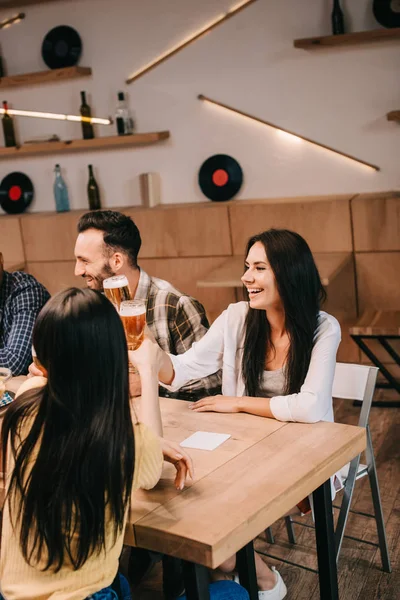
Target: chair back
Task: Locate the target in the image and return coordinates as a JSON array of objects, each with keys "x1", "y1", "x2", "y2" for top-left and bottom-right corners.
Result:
[{"x1": 332, "y1": 363, "x2": 378, "y2": 428}]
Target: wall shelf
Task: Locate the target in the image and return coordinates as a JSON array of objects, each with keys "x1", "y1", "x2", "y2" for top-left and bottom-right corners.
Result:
[
  {"x1": 0, "y1": 0, "x2": 64, "y2": 7},
  {"x1": 387, "y1": 111, "x2": 400, "y2": 123},
  {"x1": 294, "y1": 27, "x2": 400, "y2": 49},
  {"x1": 0, "y1": 66, "x2": 92, "y2": 89},
  {"x1": 0, "y1": 132, "x2": 170, "y2": 160}
]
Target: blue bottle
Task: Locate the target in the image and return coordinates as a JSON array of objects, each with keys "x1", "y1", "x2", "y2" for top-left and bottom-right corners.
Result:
[{"x1": 53, "y1": 164, "x2": 70, "y2": 212}]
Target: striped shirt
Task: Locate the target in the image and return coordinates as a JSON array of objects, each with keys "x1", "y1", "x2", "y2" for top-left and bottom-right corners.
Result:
[
  {"x1": 0, "y1": 271, "x2": 50, "y2": 375},
  {"x1": 135, "y1": 268, "x2": 221, "y2": 400}
]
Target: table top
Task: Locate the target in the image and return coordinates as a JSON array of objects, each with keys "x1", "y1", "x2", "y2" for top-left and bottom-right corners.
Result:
[
  {"x1": 197, "y1": 252, "x2": 352, "y2": 289},
  {"x1": 1, "y1": 383, "x2": 365, "y2": 569},
  {"x1": 126, "y1": 398, "x2": 365, "y2": 568},
  {"x1": 349, "y1": 309, "x2": 400, "y2": 336}
]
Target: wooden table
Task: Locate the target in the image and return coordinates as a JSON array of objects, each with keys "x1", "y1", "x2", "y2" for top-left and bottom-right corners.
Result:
[
  {"x1": 197, "y1": 253, "x2": 352, "y2": 290},
  {"x1": 2, "y1": 382, "x2": 365, "y2": 599},
  {"x1": 126, "y1": 398, "x2": 365, "y2": 600}
]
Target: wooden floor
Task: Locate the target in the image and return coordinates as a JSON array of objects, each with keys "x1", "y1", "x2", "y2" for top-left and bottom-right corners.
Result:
[{"x1": 131, "y1": 389, "x2": 400, "y2": 599}]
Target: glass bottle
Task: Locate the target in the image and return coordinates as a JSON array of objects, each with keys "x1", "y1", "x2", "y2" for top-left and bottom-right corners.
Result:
[
  {"x1": 2, "y1": 100, "x2": 16, "y2": 147},
  {"x1": 53, "y1": 164, "x2": 70, "y2": 212},
  {"x1": 115, "y1": 91, "x2": 134, "y2": 136},
  {"x1": 87, "y1": 164, "x2": 101, "y2": 210},
  {"x1": 80, "y1": 90, "x2": 94, "y2": 140},
  {"x1": 331, "y1": 0, "x2": 345, "y2": 35}
]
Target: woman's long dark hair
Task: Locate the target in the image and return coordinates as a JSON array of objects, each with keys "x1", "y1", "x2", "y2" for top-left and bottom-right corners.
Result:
[
  {"x1": 242, "y1": 229, "x2": 326, "y2": 397},
  {"x1": 1, "y1": 288, "x2": 134, "y2": 572}
]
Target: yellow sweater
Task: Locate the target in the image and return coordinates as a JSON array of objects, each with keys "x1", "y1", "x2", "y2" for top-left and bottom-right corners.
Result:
[{"x1": 0, "y1": 377, "x2": 163, "y2": 600}]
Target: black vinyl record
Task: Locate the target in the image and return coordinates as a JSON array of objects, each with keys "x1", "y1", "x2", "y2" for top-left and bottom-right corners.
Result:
[
  {"x1": 41, "y1": 25, "x2": 82, "y2": 69},
  {"x1": 0, "y1": 172, "x2": 34, "y2": 214},
  {"x1": 373, "y1": 0, "x2": 400, "y2": 28},
  {"x1": 198, "y1": 154, "x2": 243, "y2": 202}
]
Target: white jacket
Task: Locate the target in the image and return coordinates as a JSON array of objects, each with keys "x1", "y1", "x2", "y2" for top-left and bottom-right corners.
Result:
[{"x1": 166, "y1": 302, "x2": 341, "y2": 424}]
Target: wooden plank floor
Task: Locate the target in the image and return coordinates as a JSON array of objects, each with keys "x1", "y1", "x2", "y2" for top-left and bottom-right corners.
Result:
[{"x1": 127, "y1": 388, "x2": 400, "y2": 599}]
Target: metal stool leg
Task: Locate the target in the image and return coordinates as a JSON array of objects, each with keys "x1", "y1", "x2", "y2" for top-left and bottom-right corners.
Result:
[
  {"x1": 284, "y1": 516, "x2": 296, "y2": 544},
  {"x1": 365, "y1": 426, "x2": 392, "y2": 573},
  {"x1": 265, "y1": 526, "x2": 275, "y2": 544},
  {"x1": 334, "y1": 454, "x2": 361, "y2": 560}
]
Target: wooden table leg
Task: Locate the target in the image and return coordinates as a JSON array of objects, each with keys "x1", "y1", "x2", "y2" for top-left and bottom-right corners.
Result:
[
  {"x1": 236, "y1": 540, "x2": 258, "y2": 600},
  {"x1": 182, "y1": 561, "x2": 210, "y2": 600},
  {"x1": 313, "y1": 480, "x2": 339, "y2": 600}
]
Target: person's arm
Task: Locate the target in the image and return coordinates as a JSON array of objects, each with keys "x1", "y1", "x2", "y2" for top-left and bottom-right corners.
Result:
[
  {"x1": 159, "y1": 306, "x2": 227, "y2": 391},
  {"x1": 129, "y1": 339, "x2": 163, "y2": 437},
  {"x1": 0, "y1": 282, "x2": 49, "y2": 375},
  {"x1": 191, "y1": 315, "x2": 341, "y2": 423},
  {"x1": 168, "y1": 297, "x2": 222, "y2": 395}
]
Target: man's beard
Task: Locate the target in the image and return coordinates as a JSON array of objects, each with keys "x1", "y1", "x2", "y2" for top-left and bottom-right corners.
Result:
[{"x1": 84, "y1": 262, "x2": 115, "y2": 291}]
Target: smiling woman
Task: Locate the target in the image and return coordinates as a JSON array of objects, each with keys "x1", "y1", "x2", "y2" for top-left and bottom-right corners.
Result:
[{"x1": 153, "y1": 228, "x2": 341, "y2": 599}]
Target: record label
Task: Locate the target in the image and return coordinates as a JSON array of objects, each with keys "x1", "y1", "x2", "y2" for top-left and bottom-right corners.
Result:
[
  {"x1": 0, "y1": 172, "x2": 34, "y2": 214},
  {"x1": 198, "y1": 154, "x2": 243, "y2": 202}
]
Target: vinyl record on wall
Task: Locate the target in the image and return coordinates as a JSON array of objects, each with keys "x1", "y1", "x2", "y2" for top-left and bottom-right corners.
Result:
[
  {"x1": 0, "y1": 172, "x2": 34, "y2": 214},
  {"x1": 372, "y1": 0, "x2": 400, "y2": 28},
  {"x1": 198, "y1": 154, "x2": 243, "y2": 202},
  {"x1": 41, "y1": 25, "x2": 82, "y2": 69}
]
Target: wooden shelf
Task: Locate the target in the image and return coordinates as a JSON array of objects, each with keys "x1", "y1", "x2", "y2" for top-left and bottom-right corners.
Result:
[
  {"x1": 0, "y1": 0, "x2": 64, "y2": 7},
  {"x1": 294, "y1": 27, "x2": 400, "y2": 49},
  {"x1": 387, "y1": 111, "x2": 400, "y2": 122},
  {"x1": 0, "y1": 132, "x2": 170, "y2": 160},
  {"x1": 0, "y1": 66, "x2": 92, "y2": 89}
]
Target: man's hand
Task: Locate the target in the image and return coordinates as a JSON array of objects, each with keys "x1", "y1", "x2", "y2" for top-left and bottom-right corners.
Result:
[
  {"x1": 189, "y1": 395, "x2": 241, "y2": 414},
  {"x1": 160, "y1": 438, "x2": 194, "y2": 491},
  {"x1": 28, "y1": 361, "x2": 43, "y2": 378}
]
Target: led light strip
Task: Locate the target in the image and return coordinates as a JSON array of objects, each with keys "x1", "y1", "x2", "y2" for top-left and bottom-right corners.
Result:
[
  {"x1": 198, "y1": 94, "x2": 380, "y2": 172},
  {"x1": 0, "y1": 107, "x2": 112, "y2": 125},
  {"x1": 0, "y1": 12, "x2": 25, "y2": 30},
  {"x1": 126, "y1": 0, "x2": 258, "y2": 84}
]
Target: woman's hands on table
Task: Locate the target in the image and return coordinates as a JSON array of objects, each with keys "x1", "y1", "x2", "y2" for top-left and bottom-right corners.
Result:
[
  {"x1": 161, "y1": 438, "x2": 194, "y2": 490},
  {"x1": 189, "y1": 395, "x2": 240, "y2": 413}
]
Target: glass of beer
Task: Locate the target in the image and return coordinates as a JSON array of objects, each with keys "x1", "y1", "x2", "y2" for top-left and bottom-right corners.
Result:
[
  {"x1": 32, "y1": 345, "x2": 48, "y2": 377},
  {"x1": 103, "y1": 275, "x2": 131, "y2": 310},
  {"x1": 119, "y1": 300, "x2": 146, "y2": 351}
]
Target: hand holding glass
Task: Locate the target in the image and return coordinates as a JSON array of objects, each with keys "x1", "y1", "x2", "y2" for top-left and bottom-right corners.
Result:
[{"x1": 119, "y1": 300, "x2": 146, "y2": 351}]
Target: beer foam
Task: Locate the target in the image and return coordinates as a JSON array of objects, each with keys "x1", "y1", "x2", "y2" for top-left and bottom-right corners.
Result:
[
  {"x1": 120, "y1": 302, "x2": 146, "y2": 317},
  {"x1": 103, "y1": 275, "x2": 129, "y2": 289}
]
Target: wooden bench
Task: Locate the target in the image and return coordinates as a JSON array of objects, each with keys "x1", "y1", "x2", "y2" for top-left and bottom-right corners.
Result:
[{"x1": 349, "y1": 310, "x2": 400, "y2": 406}]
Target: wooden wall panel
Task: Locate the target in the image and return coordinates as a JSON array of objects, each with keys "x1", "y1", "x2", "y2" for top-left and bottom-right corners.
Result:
[
  {"x1": 124, "y1": 204, "x2": 231, "y2": 258},
  {"x1": 140, "y1": 258, "x2": 236, "y2": 323},
  {"x1": 229, "y1": 199, "x2": 352, "y2": 255},
  {"x1": 352, "y1": 191, "x2": 400, "y2": 251},
  {"x1": 356, "y1": 253, "x2": 400, "y2": 312},
  {"x1": 27, "y1": 261, "x2": 83, "y2": 295},
  {"x1": 21, "y1": 211, "x2": 86, "y2": 262},
  {"x1": 0, "y1": 216, "x2": 24, "y2": 267}
]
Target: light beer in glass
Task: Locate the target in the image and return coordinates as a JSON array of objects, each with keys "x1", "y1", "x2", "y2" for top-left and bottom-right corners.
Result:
[
  {"x1": 103, "y1": 275, "x2": 131, "y2": 310},
  {"x1": 119, "y1": 300, "x2": 146, "y2": 351}
]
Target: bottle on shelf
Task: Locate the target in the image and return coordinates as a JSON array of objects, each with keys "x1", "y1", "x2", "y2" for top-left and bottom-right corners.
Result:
[
  {"x1": 53, "y1": 164, "x2": 70, "y2": 212},
  {"x1": 115, "y1": 91, "x2": 134, "y2": 136},
  {"x1": 331, "y1": 0, "x2": 345, "y2": 35},
  {"x1": 87, "y1": 164, "x2": 101, "y2": 210},
  {"x1": 2, "y1": 101, "x2": 16, "y2": 147},
  {"x1": 80, "y1": 90, "x2": 95, "y2": 140}
]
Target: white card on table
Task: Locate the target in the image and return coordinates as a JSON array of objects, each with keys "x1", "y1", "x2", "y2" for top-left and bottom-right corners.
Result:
[{"x1": 180, "y1": 431, "x2": 231, "y2": 451}]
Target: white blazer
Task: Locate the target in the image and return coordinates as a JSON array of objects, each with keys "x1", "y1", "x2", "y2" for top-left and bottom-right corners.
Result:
[{"x1": 166, "y1": 302, "x2": 341, "y2": 424}]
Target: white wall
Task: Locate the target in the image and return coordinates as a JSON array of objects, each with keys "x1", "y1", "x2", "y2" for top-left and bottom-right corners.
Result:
[{"x1": 0, "y1": 0, "x2": 398, "y2": 214}]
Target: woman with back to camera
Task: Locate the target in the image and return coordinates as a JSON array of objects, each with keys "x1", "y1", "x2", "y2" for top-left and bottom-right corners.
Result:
[
  {"x1": 154, "y1": 229, "x2": 342, "y2": 600},
  {"x1": 0, "y1": 287, "x2": 195, "y2": 600}
]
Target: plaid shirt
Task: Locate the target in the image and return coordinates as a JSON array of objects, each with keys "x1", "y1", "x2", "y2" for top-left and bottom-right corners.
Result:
[
  {"x1": 0, "y1": 271, "x2": 50, "y2": 375},
  {"x1": 135, "y1": 269, "x2": 221, "y2": 400}
]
